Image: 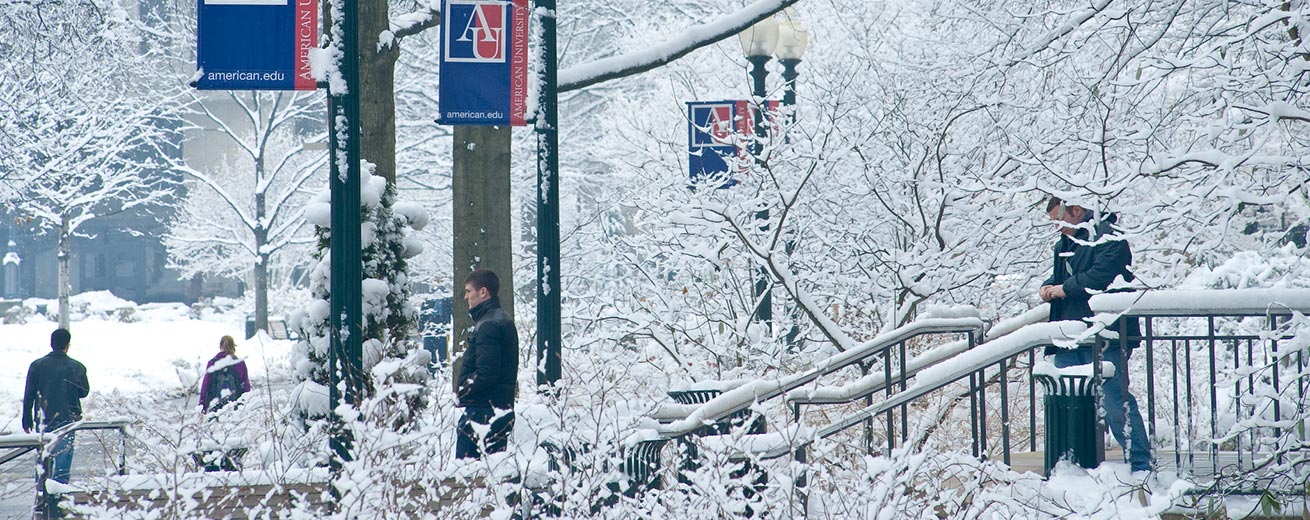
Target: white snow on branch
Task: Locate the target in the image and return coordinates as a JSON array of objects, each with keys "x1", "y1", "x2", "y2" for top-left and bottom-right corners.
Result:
[
  {"x1": 558, "y1": 0, "x2": 800, "y2": 91},
  {"x1": 1233, "y1": 101, "x2": 1310, "y2": 123}
]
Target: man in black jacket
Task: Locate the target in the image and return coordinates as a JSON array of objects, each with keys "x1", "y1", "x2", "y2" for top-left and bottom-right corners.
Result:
[
  {"x1": 1040, "y1": 197, "x2": 1151, "y2": 472},
  {"x1": 455, "y1": 268, "x2": 519, "y2": 459},
  {"x1": 23, "y1": 328, "x2": 89, "y2": 484}
]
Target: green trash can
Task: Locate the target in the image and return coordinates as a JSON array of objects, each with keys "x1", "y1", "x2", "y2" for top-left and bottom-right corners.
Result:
[{"x1": 1035, "y1": 372, "x2": 1105, "y2": 475}]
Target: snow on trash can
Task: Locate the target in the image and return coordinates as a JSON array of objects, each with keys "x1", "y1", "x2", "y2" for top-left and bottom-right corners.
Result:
[
  {"x1": 666, "y1": 380, "x2": 766, "y2": 494},
  {"x1": 1034, "y1": 360, "x2": 1113, "y2": 475}
]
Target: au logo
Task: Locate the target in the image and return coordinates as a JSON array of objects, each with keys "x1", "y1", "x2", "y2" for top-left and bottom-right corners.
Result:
[
  {"x1": 690, "y1": 104, "x2": 735, "y2": 147},
  {"x1": 445, "y1": 0, "x2": 508, "y2": 63}
]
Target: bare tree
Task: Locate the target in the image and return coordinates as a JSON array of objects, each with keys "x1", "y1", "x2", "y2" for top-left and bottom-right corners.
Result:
[
  {"x1": 1, "y1": 0, "x2": 185, "y2": 328},
  {"x1": 165, "y1": 91, "x2": 326, "y2": 333}
]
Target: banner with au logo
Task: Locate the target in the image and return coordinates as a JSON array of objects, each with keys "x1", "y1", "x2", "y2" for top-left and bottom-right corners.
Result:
[
  {"x1": 438, "y1": 0, "x2": 530, "y2": 126},
  {"x1": 687, "y1": 100, "x2": 779, "y2": 188}
]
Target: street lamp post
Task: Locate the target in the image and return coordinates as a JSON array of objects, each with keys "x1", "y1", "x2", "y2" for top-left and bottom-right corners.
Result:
[
  {"x1": 327, "y1": 0, "x2": 364, "y2": 490},
  {"x1": 774, "y1": 14, "x2": 807, "y2": 348},
  {"x1": 739, "y1": 18, "x2": 779, "y2": 333},
  {"x1": 776, "y1": 16, "x2": 808, "y2": 113}
]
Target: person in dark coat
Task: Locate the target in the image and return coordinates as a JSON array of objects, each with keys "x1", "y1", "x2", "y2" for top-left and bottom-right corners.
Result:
[
  {"x1": 22, "y1": 328, "x2": 89, "y2": 485},
  {"x1": 199, "y1": 335, "x2": 251, "y2": 413},
  {"x1": 1040, "y1": 196, "x2": 1152, "y2": 472},
  {"x1": 455, "y1": 268, "x2": 519, "y2": 459}
]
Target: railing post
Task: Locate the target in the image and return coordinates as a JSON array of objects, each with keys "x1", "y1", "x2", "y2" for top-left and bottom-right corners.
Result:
[
  {"x1": 883, "y1": 351, "x2": 894, "y2": 453},
  {"x1": 969, "y1": 372, "x2": 979, "y2": 458},
  {"x1": 899, "y1": 340, "x2": 909, "y2": 445},
  {"x1": 118, "y1": 426, "x2": 127, "y2": 476},
  {"x1": 1143, "y1": 317, "x2": 1155, "y2": 438},
  {"x1": 1184, "y1": 336, "x2": 1195, "y2": 471},
  {"x1": 978, "y1": 366, "x2": 988, "y2": 460},
  {"x1": 1208, "y1": 316, "x2": 1219, "y2": 469},
  {"x1": 999, "y1": 358, "x2": 1011, "y2": 466},
  {"x1": 793, "y1": 445, "x2": 808, "y2": 518},
  {"x1": 1267, "y1": 314, "x2": 1283, "y2": 465},
  {"x1": 1028, "y1": 349, "x2": 1036, "y2": 452},
  {"x1": 1171, "y1": 338, "x2": 1183, "y2": 473}
]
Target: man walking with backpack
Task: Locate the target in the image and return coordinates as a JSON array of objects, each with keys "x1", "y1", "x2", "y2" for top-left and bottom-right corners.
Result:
[{"x1": 23, "y1": 328, "x2": 90, "y2": 486}]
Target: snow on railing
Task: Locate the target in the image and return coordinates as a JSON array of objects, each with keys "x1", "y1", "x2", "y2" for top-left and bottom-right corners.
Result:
[
  {"x1": 86, "y1": 467, "x2": 332, "y2": 492},
  {"x1": 785, "y1": 304, "x2": 1051, "y2": 405},
  {"x1": 809, "y1": 289, "x2": 1310, "y2": 412},
  {"x1": 710, "y1": 289, "x2": 1310, "y2": 462},
  {"x1": 638, "y1": 317, "x2": 986, "y2": 444},
  {"x1": 738, "y1": 321, "x2": 1090, "y2": 460},
  {"x1": 0, "y1": 418, "x2": 132, "y2": 450},
  {"x1": 1090, "y1": 289, "x2": 1310, "y2": 316}
]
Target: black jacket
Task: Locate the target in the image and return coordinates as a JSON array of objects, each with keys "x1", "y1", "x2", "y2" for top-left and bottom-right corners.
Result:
[
  {"x1": 1043, "y1": 213, "x2": 1140, "y2": 355},
  {"x1": 457, "y1": 297, "x2": 518, "y2": 408},
  {"x1": 22, "y1": 350, "x2": 89, "y2": 432}
]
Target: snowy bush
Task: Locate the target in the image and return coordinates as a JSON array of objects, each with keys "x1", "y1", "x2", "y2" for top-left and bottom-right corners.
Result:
[
  {"x1": 290, "y1": 174, "x2": 429, "y2": 431},
  {"x1": 2, "y1": 304, "x2": 31, "y2": 325}
]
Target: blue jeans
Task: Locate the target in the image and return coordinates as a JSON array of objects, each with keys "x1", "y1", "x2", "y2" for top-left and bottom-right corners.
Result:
[
  {"x1": 40, "y1": 431, "x2": 75, "y2": 485},
  {"x1": 456, "y1": 406, "x2": 513, "y2": 459},
  {"x1": 1053, "y1": 347, "x2": 1152, "y2": 471}
]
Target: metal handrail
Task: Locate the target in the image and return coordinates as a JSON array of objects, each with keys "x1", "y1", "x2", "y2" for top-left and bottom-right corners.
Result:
[
  {"x1": 742, "y1": 321, "x2": 1090, "y2": 461},
  {"x1": 0, "y1": 419, "x2": 132, "y2": 473},
  {"x1": 729, "y1": 289, "x2": 1310, "y2": 469},
  {"x1": 1097, "y1": 291, "x2": 1310, "y2": 489},
  {"x1": 785, "y1": 304, "x2": 1051, "y2": 407},
  {"x1": 1090, "y1": 288, "x2": 1310, "y2": 316},
  {"x1": 646, "y1": 317, "x2": 985, "y2": 441}
]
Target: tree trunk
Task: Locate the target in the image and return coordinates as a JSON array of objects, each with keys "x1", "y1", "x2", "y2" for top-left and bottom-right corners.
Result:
[
  {"x1": 452, "y1": 125, "x2": 515, "y2": 362},
  {"x1": 254, "y1": 153, "x2": 269, "y2": 335},
  {"x1": 255, "y1": 254, "x2": 269, "y2": 336},
  {"x1": 359, "y1": 0, "x2": 398, "y2": 185},
  {"x1": 57, "y1": 216, "x2": 71, "y2": 330}
]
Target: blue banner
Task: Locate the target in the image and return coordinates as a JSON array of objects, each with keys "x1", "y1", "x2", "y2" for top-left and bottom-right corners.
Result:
[
  {"x1": 196, "y1": 0, "x2": 318, "y2": 90},
  {"x1": 438, "y1": 0, "x2": 529, "y2": 126},
  {"x1": 687, "y1": 100, "x2": 778, "y2": 188}
]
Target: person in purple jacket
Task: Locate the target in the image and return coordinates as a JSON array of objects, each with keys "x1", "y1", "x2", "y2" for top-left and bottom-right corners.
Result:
[{"x1": 199, "y1": 335, "x2": 250, "y2": 413}]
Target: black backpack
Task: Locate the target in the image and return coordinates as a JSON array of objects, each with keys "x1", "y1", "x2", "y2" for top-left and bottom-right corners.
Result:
[{"x1": 204, "y1": 363, "x2": 244, "y2": 412}]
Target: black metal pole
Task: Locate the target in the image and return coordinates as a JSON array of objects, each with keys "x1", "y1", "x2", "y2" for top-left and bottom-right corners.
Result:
[
  {"x1": 535, "y1": 0, "x2": 562, "y2": 388},
  {"x1": 327, "y1": 0, "x2": 363, "y2": 480},
  {"x1": 779, "y1": 57, "x2": 799, "y2": 349},
  {"x1": 779, "y1": 58, "x2": 799, "y2": 114},
  {"x1": 747, "y1": 54, "x2": 772, "y2": 332}
]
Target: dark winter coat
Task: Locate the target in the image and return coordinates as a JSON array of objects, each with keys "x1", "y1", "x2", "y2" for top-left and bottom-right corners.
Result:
[
  {"x1": 457, "y1": 297, "x2": 518, "y2": 409},
  {"x1": 1042, "y1": 212, "x2": 1141, "y2": 355},
  {"x1": 199, "y1": 353, "x2": 251, "y2": 412},
  {"x1": 22, "y1": 350, "x2": 89, "y2": 432}
]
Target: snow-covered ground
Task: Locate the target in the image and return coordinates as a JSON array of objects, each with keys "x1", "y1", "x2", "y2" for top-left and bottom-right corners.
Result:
[
  {"x1": 0, "y1": 293, "x2": 306, "y2": 518},
  {"x1": 0, "y1": 291, "x2": 292, "y2": 434}
]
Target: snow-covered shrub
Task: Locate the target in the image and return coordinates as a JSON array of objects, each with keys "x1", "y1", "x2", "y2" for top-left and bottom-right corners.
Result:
[
  {"x1": 115, "y1": 307, "x2": 139, "y2": 323},
  {"x1": 290, "y1": 173, "x2": 429, "y2": 430},
  {"x1": 2, "y1": 304, "x2": 31, "y2": 324}
]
